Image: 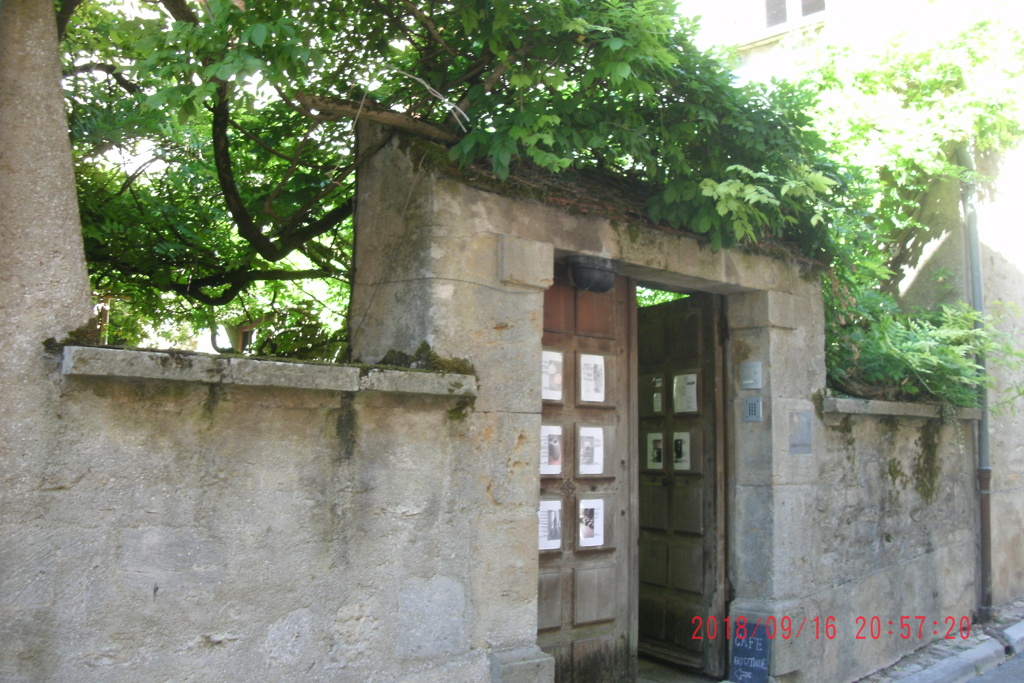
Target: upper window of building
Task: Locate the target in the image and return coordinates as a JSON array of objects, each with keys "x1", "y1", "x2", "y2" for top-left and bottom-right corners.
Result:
[{"x1": 766, "y1": 0, "x2": 826, "y2": 29}]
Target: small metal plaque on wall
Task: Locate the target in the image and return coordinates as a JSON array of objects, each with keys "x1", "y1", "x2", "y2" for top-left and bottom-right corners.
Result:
[{"x1": 742, "y1": 397, "x2": 762, "y2": 423}]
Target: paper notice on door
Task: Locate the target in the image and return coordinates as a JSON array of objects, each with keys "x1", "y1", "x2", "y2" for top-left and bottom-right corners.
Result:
[
  {"x1": 646, "y1": 432, "x2": 664, "y2": 470},
  {"x1": 578, "y1": 498, "x2": 604, "y2": 547},
  {"x1": 578, "y1": 426, "x2": 604, "y2": 475},
  {"x1": 673, "y1": 373, "x2": 698, "y2": 413},
  {"x1": 538, "y1": 499, "x2": 562, "y2": 551},
  {"x1": 540, "y1": 425, "x2": 563, "y2": 475},
  {"x1": 541, "y1": 351, "x2": 563, "y2": 401},
  {"x1": 673, "y1": 431, "x2": 691, "y2": 471},
  {"x1": 579, "y1": 354, "x2": 605, "y2": 402}
]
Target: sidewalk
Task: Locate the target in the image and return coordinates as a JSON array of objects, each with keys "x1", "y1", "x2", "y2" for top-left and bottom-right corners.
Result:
[
  {"x1": 638, "y1": 599, "x2": 1024, "y2": 683},
  {"x1": 856, "y1": 598, "x2": 1024, "y2": 683}
]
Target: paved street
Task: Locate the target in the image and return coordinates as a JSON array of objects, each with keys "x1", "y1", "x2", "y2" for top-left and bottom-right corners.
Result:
[{"x1": 975, "y1": 654, "x2": 1024, "y2": 682}]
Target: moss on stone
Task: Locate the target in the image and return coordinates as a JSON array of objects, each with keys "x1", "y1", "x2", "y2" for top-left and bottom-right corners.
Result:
[
  {"x1": 912, "y1": 419, "x2": 942, "y2": 503},
  {"x1": 379, "y1": 342, "x2": 475, "y2": 376},
  {"x1": 446, "y1": 397, "x2": 475, "y2": 421},
  {"x1": 886, "y1": 458, "x2": 907, "y2": 490}
]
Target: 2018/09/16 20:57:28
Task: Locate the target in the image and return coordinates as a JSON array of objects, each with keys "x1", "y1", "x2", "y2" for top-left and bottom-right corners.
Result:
[{"x1": 690, "y1": 615, "x2": 973, "y2": 641}]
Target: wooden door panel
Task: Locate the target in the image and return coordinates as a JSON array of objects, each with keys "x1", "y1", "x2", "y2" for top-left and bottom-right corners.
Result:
[
  {"x1": 668, "y1": 543, "x2": 703, "y2": 593},
  {"x1": 672, "y1": 487, "x2": 703, "y2": 533},
  {"x1": 576, "y1": 289, "x2": 617, "y2": 339},
  {"x1": 639, "y1": 597, "x2": 666, "y2": 640},
  {"x1": 572, "y1": 636, "x2": 624, "y2": 681},
  {"x1": 573, "y1": 566, "x2": 617, "y2": 625},
  {"x1": 638, "y1": 485, "x2": 667, "y2": 530},
  {"x1": 539, "y1": 571, "x2": 564, "y2": 630},
  {"x1": 637, "y1": 294, "x2": 725, "y2": 677},
  {"x1": 539, "y1": 264, "x2": 634, "y2": 683},
  {"x1": 639, "y1": 541, "x2": 668, "y2": 586}
]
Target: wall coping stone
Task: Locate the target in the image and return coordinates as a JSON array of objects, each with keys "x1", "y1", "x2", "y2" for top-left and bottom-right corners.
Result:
[
  {"x1": 822, "y1": 396, "x2": 982, "y2": 422},
  {"x1": 61, "y1": 346, "x2": 476, "y2": 398}
]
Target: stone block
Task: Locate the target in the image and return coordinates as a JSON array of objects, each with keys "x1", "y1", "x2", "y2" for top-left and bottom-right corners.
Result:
[
  {"x1": 395, "y1": 575, "x2": 469, "y2": 659},
  {"x1": 359, "y1": 367, "x2": 476, "y2": 397},
  {"x1": 1005, "y1": 621, "x2": 1024, "y2": 655},
  {"x1": 490, "y1": 645, "x2": 555, "y2": 682},
  {"x1": 62, "y1": 346, "x2": 228, "y2": 384},
  {"x1": 960, "y1": 638, "x2": 1005, "y2": 674},
  {"x1": 499, "y1": 235, "x2": 554, "y2": 289},
  {"x1": 229, "y1": 357, "x2": 360, "y2": 392}
]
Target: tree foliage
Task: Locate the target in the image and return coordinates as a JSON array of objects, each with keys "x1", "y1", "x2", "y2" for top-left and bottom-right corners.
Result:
[
  {"x1": 800, "y1": 19, "x2": 1024, "y2": 407},
  {"x1": 62, "y1": 0, "x2": 840, "y2": 356}
]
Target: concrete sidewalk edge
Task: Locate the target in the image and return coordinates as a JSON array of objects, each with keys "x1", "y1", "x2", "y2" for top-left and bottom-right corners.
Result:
[{"x1": 857, "y1": 614, "x2": 1024, "y2": 683}]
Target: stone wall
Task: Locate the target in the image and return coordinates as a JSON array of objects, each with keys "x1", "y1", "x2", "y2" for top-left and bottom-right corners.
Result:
[
  {"x1": 984, "y1": 243, "x2": 1024, "y2": 606},
  {"x1": 810, "y1": 400, "x2": 980, "y2": 682},
  {"x1": 898, "y1": 143, "x2": 1024, "y2": 611},
  {"x1": 0, "y1": 116, "x2": 1007, "y2": 683},
  {"x1": 725, "y1": 285, "x2": 980, "y2": 683},
  {"x1": 0, "y1": 346, "x2": 534, "y2": 682},
  {"x1": 349, "y1": 130, "x2": 986, "y2": 682}
]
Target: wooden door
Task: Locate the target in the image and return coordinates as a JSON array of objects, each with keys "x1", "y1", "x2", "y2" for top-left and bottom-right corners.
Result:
[
  {"x1": 636, "y1": 294, "x2": 726, "y2": 677},
  {"x1": 538, "y1": 264, "x2": 636, "y2": 683}
]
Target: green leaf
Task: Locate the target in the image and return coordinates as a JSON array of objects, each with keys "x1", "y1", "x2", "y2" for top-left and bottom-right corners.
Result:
[
  {"x1": 250, "y1": 24, "x2": 268, "y2": 48},
  {"x1": 610, "y1": 62, "x2": 632, "y2": 81}
]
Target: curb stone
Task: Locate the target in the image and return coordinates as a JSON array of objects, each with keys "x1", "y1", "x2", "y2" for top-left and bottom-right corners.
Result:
[
  {"x1": 857, "y1": 598, "x2": 1024, "y2": 683},
  {"x1": 1004, "y1": 622, "x2": 1024, "y2": 655}
]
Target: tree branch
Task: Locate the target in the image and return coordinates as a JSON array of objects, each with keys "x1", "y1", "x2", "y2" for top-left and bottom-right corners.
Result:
[
  {"x1": 293, "y1": 92, "x2": 460, "y2": 144},
  {"x1": 399, "y1": 0, "x2": 459, "y2": 57},
  {"x1": 56, "y1": 0, "x2": 88, "y2": 42},
  {"x1": 228, "y1": 117, "x2": 332, "y2": 172},
  {"x1": 211, "y1": 81, "x2": 285, "y2": 261},
  {"x1": 64, "y1": 62, "x2": 142, "y2": 94},
  {"x1": 167, "y1": 268, "x2": 331, "y2": 305},
  {"x1": 158, "y1": 0, "x2": 200, "y2": 25},
  {"x1": 276, "y1": 197, "x2": 354, "y2": 255}
]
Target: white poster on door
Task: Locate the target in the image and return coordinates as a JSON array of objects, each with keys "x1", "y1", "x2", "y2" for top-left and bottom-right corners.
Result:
[
  {"x1": 673, "y1": 431, "x2": 691, "y2": 471},
  {"x1": 646, "y1": 432, "x2": 664, "y2": 470},
  {"x1": 673, "y1": 373, "x2": 698, "y2": 413},
  {"x1": 538, "y1": 499, "x2": 562, "y2": 551},
  {"x1": 579, "y1": 354, "x2": 605, "y2": 403},
  {"x1": 578, "y1": 426, "x2": 604, "y2": 475},
  {"x1": 540, "y1": 425, "x2": 563, "y2": 475},
  {"x1": 541, "y1": 351, "x2": 563, "y2": 401},
  {"x1": 579, "y1": 498, "x2": 604, "y2": 547}
]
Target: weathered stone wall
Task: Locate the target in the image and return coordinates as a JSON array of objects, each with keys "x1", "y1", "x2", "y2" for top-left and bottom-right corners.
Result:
[
  {"x1": 350, "y1": 130, "x2": 985, "y2": 682},
  {"x1": 898, "y1": 143, "x2": 1024, "y2": 611},
  {"x1": 810, "y1": 401, "x2": 979, "y2": 682},
  {"x1": 725, "y1": 284, "x2": 979, "y2": 683},
  {"x1": 0, "y1": 110, "x2": 1001, "y2": 683},
  {"x1": 0, "y1": 347, "x2": 504, "y2": 682},
  {"x1": 983, "y1": 243, "x2": 1024, "y2": 606}
]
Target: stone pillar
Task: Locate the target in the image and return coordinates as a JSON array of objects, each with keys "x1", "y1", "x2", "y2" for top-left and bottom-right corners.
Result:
[
  {"x1": 726, "y1": 280, "x2": 827, "y2": 681},
  {"x1": 350, "y1": 125, "x2": 555, "y2": 680}
]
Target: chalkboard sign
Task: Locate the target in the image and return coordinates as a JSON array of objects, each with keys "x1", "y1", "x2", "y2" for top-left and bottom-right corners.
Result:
[{"x1": 729, "y1": 623, "x2": 770, "y2": 683}]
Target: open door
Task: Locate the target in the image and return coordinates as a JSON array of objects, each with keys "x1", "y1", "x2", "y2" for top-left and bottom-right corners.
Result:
[
  {"x1": 538, "y1": 264, "x2": 636, "y2": 682},
  {"x1": 636, "y1": 294, "x2": 727, "y2": 677}
]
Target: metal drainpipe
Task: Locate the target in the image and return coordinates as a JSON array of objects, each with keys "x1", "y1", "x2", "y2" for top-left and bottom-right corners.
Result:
[{"x1": 956, "y1": 144, "x2": 992, "y2": 622}]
